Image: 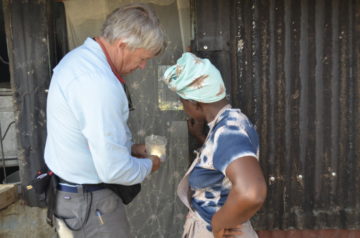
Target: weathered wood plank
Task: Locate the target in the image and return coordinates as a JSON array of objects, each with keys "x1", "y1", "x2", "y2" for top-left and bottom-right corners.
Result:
[{"x1": 0, "y1": 184, "x2": 17, "y2": 210}]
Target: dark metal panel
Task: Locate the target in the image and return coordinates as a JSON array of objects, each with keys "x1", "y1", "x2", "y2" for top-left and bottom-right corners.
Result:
[
  {"x1": 232, "y1": 0, "x2": 360, "y2": 230},
  {"x1": 193, "y1": 0, "x2": 231, "y2": 52},
  {"x1": 3, "y1": 0, "x2": 54, "y2": 206},
  {"x1": 194, "y1": 0, "x2": 360, "y2": 231},
  {"x1": 193, "y1": 0, "x2": 233, "y2": 99},
  {"x1": 0, "y1": 0, "x2": 10, "y2": 85},
  {"x1": 53, "y1": 1, "x2": 68, "y2": 64}
]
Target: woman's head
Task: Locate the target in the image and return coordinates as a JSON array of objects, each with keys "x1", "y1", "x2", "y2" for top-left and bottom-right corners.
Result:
[
  {"x1": 163, "y1": 52, "x2": 226, "y2": 103},
  {"x1": 162, "y1": 52, "x2": 226, "y2": 103},
  {"x1": 101, "y1": 3, "x2": 166, "y2": 56},
  {"x1": 162, "y1": 52, "x2": 227, "y2": 120}
]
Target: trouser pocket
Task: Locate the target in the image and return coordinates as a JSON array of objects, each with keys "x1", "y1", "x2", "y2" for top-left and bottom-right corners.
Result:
[
  {"x1": 54, "y1": 190, "x2": 91, "y2": 231},
  {"x1": 89, "y1": 189, "x2": 130, "y2": 237}
]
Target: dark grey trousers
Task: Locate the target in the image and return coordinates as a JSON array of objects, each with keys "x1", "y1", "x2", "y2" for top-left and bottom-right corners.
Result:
[{"x1": 54, "y1": 188, "x2": 130, "y2": 238}]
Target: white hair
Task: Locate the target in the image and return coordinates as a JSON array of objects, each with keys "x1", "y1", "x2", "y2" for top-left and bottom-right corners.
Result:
[{"x1": 101, "y1": 3, "x2": 166, "y2": 55}]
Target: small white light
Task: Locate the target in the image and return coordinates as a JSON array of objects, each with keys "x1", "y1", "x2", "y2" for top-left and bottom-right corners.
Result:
[
  {"x1": 203, "y1": 45, "x2": 208, "y2": 50},
  {"x1": 297, "y1": 174, "x2": 303, "y2": 180},
  {"x1": 269, "y1": 176, "x2": 275, "y2": 182},
  {"x1": 331, "y1": 172, "x2": 336, "y2": 177}
]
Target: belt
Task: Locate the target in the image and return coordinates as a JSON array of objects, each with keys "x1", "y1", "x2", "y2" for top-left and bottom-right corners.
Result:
[{"x1": 57, "y1": 177, "x2": 105, "y2": 193}]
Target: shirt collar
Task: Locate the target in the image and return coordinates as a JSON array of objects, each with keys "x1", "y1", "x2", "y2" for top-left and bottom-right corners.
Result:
[{"x1": 207, "y1": 104, "x2": 232, "y2": 130}]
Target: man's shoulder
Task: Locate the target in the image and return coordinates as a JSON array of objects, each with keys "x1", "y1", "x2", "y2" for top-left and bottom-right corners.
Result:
[
  {"x1": 56, "y1": 49, "x2": 101, "y2": 73},
  {"x1": 53, "y1": 57, "x2": 115, "y2": 92},
  {"x1": 54, "y1": 39, "x2": 104, "y2": 73},
  {"x1": 50, "y1": 39, "x2": 124, "y2": 98}
]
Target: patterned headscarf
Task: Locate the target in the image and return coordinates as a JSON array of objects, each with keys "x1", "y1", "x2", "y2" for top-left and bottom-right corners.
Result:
[{"x1": 162, "y1": 52, "x2": 226, "y2": 103}]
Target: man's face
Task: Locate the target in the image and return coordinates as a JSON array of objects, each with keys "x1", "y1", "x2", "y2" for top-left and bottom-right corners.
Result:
[{"x1": 115, "y1": 43, "x2": 155, "y2": 75}]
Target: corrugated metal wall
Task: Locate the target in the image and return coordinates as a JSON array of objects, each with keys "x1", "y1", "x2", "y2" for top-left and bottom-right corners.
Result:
[
  {"x1": 194, "y1": 0, "x2": 360, "y2": 231},
  {"x1": 3, "y1": 0, "x2": 55, "y2": 206}
]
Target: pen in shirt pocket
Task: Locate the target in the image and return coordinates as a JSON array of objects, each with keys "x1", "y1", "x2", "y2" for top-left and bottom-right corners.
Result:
[{"x1": 96, "y1": 209, "x2": 104, "y2": 225}]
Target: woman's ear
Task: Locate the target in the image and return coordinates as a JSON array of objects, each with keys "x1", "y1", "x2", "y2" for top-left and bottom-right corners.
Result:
[{"x1": 195, "y1": 102, "x2": 203, "y2": 111}]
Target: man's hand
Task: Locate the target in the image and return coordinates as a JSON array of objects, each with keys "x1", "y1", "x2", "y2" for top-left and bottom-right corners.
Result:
[
  {"x1": 132, "y1": 145, "x2": 161, "y2": 172},
  {"x1": 131, "y1": 144, "x2": 147, "y2": 158},
  {"x1": 149, "y1": 155, "x2": 161, "y2": 172}
]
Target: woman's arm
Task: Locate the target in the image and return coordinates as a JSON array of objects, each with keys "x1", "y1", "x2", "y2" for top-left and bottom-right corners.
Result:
[{"x1": 211, "y1": 156, "x2": 267, "y2": 236}]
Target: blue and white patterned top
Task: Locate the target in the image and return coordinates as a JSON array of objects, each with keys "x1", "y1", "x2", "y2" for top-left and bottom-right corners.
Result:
[{"x1": 188, "y1": 107, "x2": 259, "y2": 230}]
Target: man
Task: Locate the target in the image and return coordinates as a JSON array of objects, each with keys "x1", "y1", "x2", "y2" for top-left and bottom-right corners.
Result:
[{"x1": 44, "y1": 3, "x2": 166, "y2": 237}]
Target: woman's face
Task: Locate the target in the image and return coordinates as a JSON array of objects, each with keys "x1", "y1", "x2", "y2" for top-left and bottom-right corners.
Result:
[{"x1": 180, "y1": 98, "x2": 204, "y2": 121}]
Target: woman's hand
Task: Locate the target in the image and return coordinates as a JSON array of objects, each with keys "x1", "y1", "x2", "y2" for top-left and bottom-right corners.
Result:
[
  {"x1": 211, "y1": 156, "x2": 267, "y2": 234},
  {"x1": 213, "y1": 225, "x2": 243, "y2": 238},
  {"x1": 187, "y1": 118, "x2": 206, "y2": 144},
  {"x1": 213, "y1": 228, "x2": 225, "y2": 238}
]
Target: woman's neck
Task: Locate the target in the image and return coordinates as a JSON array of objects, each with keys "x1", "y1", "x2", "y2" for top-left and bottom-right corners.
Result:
[{"x1": 203, "y1": 99, "x2": 230, "y2": 123}]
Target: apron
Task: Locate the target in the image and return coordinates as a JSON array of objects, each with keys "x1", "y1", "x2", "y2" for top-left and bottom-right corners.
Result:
[{"x1": 177, "y1": 105, "x2": 258, "y2": 238}]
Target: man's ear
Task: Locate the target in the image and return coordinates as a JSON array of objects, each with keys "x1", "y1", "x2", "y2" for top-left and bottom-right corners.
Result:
[{"x1": 114, "y1": 39, "x2": 127, "y2": 49}]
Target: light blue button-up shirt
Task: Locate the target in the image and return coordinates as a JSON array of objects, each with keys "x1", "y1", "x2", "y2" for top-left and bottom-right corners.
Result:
[{"x1": 44, "y1": 38, "x2": 152, "y2": 185}]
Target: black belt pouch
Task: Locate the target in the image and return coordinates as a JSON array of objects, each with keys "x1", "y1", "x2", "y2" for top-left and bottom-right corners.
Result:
[{"x1": 105, "y1": 183, "x2": 141, "y2": 205}]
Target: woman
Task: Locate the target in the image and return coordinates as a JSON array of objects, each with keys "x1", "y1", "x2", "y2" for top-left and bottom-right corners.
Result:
[{"x1": 163, "y1": 53, "x2": 267, "y2": 238}]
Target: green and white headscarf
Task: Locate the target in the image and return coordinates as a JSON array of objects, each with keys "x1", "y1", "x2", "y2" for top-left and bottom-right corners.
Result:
[{"x1": 162, "y1": 52, "x2": 226, "y2": 103}]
